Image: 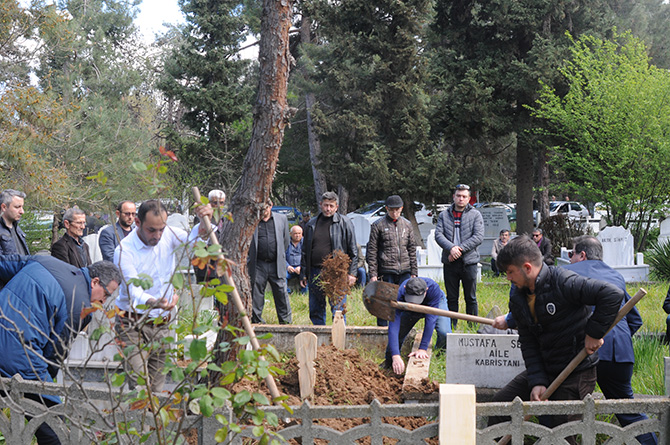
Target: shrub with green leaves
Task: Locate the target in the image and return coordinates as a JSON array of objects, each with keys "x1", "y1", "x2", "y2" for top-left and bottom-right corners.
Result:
[{"x1": 645, "y1": 240, "x2": 670, "y2": 281}]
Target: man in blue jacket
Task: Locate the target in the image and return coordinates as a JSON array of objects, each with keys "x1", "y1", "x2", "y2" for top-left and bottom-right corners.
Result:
[
  {"x1": 0, "y1": 255, "x2": 121, "y2": 445},
  {"x1": 492, "y1": 235, "x2": 656, "y2": 444},
  {"x1": 384, "y1": 277, "x2": 451, "y2": 374}
]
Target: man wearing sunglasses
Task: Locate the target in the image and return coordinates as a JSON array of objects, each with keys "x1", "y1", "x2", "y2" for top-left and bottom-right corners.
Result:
[
  {"x1": 435, "y1": 183, "x2": 484, "y2": 328},
  {"x1": 0, "y1": 255, "x2": 121, "y2": 445},
  {"x1": 99, "y1": 200, "x2": 137, "y2": 262}
]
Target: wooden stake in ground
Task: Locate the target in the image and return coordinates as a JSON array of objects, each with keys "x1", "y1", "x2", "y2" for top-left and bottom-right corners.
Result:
[
  {"x1": 332, "y1": 310, "x2": 345, "y2": 349},
  {"x1": 295, "y1": 332, "x2": 318, "y2": 400}
]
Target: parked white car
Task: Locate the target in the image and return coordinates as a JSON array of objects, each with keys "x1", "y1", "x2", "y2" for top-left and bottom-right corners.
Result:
[
  {"x1": 347, "y1": 201, "x2": 434, "y2": 225},
  {"x1": 549, "y1": 201, "x2": 590, "y2": 220}
]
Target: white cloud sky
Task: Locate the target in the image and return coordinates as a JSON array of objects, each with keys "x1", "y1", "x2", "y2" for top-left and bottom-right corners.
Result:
[{"x1": 135, "y1": 0, "x2": 185, "y2": 42}]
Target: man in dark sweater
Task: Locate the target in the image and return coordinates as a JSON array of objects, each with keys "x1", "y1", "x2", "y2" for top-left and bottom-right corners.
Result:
[{"x1": 300, "y1": 192, "x2": 357, "y2": 325}]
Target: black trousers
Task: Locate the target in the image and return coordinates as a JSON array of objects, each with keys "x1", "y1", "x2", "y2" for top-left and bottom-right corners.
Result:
[{"x1": 488, "y1": 367, "x2": 597, "y2": 445}]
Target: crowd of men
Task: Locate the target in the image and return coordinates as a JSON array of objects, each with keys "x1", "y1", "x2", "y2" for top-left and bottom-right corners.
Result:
[{"x1": 0, "y1": 184, "x2": 662, "y2": 443}]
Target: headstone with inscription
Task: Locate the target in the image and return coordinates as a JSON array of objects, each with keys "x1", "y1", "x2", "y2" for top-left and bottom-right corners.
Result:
[
  {"x1": 597, "y1": 226, "x2": 634, "y2": 266},
  {"x1": 445, "y1": 333, "x2": 525, "y2": 389},
  {"x1": 478, "y1": 207, "x2": 510, "y2": 256},
  {"x1": 659, "y1": 218, "x2": 670, "y2": 246}
]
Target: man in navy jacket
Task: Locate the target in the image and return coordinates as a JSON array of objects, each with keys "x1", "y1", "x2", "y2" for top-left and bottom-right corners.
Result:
[
  {"x1": 493, "y1": 235, "x2": 656, "y2": 445},
  {"x1": 0, "y1": 255, "x2": 121, "y2": 444}
]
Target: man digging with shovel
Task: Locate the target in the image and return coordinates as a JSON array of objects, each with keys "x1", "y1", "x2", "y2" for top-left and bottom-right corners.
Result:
[
  {"x1": 488, "y1": 235, "x2": 622, "y2": 444},
  {"x1": 382, "y1": 277, "x2": 451, "y2": 375}
]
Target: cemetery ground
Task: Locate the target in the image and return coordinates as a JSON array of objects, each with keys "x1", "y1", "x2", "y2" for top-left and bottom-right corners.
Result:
[{"x1": 255, "y1": 276, "x2": 670, "y2": 397}]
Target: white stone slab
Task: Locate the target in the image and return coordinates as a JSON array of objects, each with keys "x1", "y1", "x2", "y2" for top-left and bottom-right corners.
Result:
[
  {"x1": 479, "y1": 208, "x2": 510, "y2": 238},
  {"x1": 445, "y1": 333, "x2": 525, "y2": 389},
  {"x1": 598, "y1": 226, "x2": 635, "y2": 266},
  {"x1": 426, "y1": 229, "x2": 442, "y2": 265},
  {"x1": 83, "y1": 233, "x2": 102, "y2": 263},
  {"x1": 166, "y1": 213, "x2": 190, "y2": 231},
  {"x1": 350, "y1": 214, "x2": 372, "y2": 246},
  {"x1": 659, "y1": 218, "x2": 670, "y2": 246}
]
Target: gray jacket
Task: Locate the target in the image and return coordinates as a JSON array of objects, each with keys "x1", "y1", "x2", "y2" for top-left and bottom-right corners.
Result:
[
  {"x1": 300, "y1": 212, "x2": 358, "y2": 279},
  {"x1": 248, "y1": 212, "x2": 290, "y2": 282},
  {"x1": 435, "y1": 203, "x2": 484, "y2": 265}
]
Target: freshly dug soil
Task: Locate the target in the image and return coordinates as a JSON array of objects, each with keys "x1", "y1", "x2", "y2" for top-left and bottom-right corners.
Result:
[{"x1": 232, "y1": 345, "x2": 439, "y2": 443}]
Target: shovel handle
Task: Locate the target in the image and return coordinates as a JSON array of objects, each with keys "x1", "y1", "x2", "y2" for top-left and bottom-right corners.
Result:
[
  {"x1": 192, "y1": 187, "x2": 283, "y2": 404},
  {"x1": 391, "y1": 300, "x2": 495, "y2": 326},
  {"x1": 496, "y1": 287, "x2": 647, "y2": 445}
]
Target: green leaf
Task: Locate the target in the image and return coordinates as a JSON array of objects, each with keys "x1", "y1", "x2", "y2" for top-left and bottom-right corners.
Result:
[
  {"x1": 111, "y1": 373, "x2": 125, "y2": 387},
  {"x1": 171, "y1": 272, "x2": 184, "y2": 289},
  {"x1": 189, "y1": 338, "x2": 208, "y2": 361},
  {"x1": 211, "y1": 387, "x2": 232, "y2": 400},
  {"x1": 132, "y1": 162, "x2": 148, "y2": 171},
  {"x1": 200, "y1": 395, "x2": 214, "y2": 417},
  {"x1": 233, "y1": 390, "x2": 252, "y2": 406},
  {"x1": 214, "y1": 427, "x2": 229, "y2": 442},
  {"x1": 252, "y1": 392, "x2": 270, "y2": 405}
]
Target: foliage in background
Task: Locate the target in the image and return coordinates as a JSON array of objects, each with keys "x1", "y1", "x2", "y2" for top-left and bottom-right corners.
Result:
[
  {"x1": 645, "y1": 240, "x2": 670, "y2": 281},
  {"x1": 538, "y1": 214, "x2": 591, "y2": 258},
  {"x1": 531, "y1": 31, "x2": 670, "y2": 251}
]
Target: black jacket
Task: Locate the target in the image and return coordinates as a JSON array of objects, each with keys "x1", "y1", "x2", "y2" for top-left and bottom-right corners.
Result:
[
  {"x1": 51, "y1": 234, "x2": 92, "y2": 268},
  {"x1": 0, "y1": 218, "x2": 29, "y2": 255},
  {"x1": 509, "y1": 265, "x2": 622, "y2": 388},
  {"x1": 366, "y1": 215, "x2": 417, "y2": 277},
  {"x1": 300, "y1": 212, "x2": 358, "y2": 279}
]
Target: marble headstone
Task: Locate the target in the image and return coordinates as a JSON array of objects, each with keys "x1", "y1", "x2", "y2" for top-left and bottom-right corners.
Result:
[{"x1": 597, "y1": 226, "x2": 634, "y2": 266}]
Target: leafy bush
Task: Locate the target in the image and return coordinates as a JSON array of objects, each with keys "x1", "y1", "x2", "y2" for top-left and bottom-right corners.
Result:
[
  {"x1": 645, "y1": 240, "x2": 670, "y2": 281},
  {"x1": 538, "y1": 214, "x2": 588, "y2": 257}
]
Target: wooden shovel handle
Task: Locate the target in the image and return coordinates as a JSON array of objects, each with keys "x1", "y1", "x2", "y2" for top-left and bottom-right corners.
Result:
[
  {"x1": 391, "y1": 300, "x2": 495, "y2": 325},
  {"x1": 192, "y1": 187, "x2": 282, "y2": 404},
  {"x1": 497, "y1": 287, "x2": 647, "y2": 445}
]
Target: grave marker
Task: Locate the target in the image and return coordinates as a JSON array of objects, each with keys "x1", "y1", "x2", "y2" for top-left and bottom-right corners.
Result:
[
  {"x1": 445, "y1": 333, "x2": 525, "y2": 389},
  {"x1": 598, "y1": 226, "x2": 635, "y2": 266}
]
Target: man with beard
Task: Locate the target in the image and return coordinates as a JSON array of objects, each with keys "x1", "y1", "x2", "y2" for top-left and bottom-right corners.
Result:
[{"x1": 99, "y1": 200, "x2": 136, "y2": 262}]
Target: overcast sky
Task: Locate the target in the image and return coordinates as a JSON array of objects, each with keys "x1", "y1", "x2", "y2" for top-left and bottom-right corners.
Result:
[{"x1": 135, "y1": 0, "x2": 184, "y2": 42}]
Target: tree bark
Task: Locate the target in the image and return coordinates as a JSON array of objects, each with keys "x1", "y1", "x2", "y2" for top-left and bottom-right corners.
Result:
[
  {"x1": 516, "y1": 138, "x2": 535, "y2": 236},
  {"x1": 214, "y1": 0, "x2": 294, "y2": 365},
  {"x1": 300, "y1": 16, "x2": 328, "y2": 205},
  {"x1": 539, "y1": 147, "x2": 550, "y2": 220}
]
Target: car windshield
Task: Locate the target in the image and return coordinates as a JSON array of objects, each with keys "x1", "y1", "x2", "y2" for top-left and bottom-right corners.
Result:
[
  {"x1": 549, "y1": 202, "x2": 560, "y2": 211},
  {"x1": 353, "y1": 202, "x2": 384, "y2": 215}
]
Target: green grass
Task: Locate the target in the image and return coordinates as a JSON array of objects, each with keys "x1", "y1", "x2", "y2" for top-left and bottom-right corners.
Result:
[{"x1": 258, "y1": 276, "x2": 670, "y2": 395}]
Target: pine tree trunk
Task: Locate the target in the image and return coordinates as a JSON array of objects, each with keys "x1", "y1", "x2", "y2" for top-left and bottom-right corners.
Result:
[{"x1": 213, "y1": 0, "x2": 294, "y2": 366}]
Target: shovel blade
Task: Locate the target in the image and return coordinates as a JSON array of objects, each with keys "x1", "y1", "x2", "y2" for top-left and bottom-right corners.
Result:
[{"x1": 362, "y1": 281, "x2": 400, "y2": 322}]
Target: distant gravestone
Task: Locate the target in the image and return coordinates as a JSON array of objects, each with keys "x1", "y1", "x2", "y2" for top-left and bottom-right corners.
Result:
[
  {"x1": 659, "y1": 218, "x2": 670, "y2": 246},
  {"x1": 426, "y1": 230, "x2": 442, "y2": 265},
  {"x1": 446, "y1": 333, "x2": 525, "y2": 389},
  {"x1": 349, "y1": 214, "x2": 372, "y2": 246},
  {"x1": 598, "y1": 226, "x2": 634, "y2": 266},
  {"x1": 166, "y1": 213, "x2": 190, "y2": 231},
  {"x1": 479, "y1": 208, "x2": 510, "y2": 238}
]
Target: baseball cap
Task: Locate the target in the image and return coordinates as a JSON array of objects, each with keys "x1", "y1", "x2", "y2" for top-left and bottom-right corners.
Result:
[{"x1": 404, "y1": 278, "x2": 427, "y2": 304}]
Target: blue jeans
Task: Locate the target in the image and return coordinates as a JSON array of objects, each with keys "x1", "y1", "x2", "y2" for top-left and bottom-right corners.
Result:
[
  {"x1": 356, "y1": 267, "x2": 367, "y2": 287},
  {"x1": 385, "y1": 293, "x2": 451, "y2": 364},
  {"x1": 308, "y1": 267, "x2": 346, "y2": 325}
]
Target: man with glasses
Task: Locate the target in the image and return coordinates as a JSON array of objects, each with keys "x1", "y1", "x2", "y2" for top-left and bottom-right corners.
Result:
[
  {"x1": 532, "y1": 228, "x2": 554, "y2": 265},
  {"x1": 99, "y1": 200, "x2": 136, "y2": 262},
  {"x1": 51, "y1": 207, "x2": 92, "y2": 268},
  {"x1": 435, "y1": 184, "x2": 484, "y2": 328},
  {"x1": 0, "y1": 255, "x2": 121, "y2": 445}
]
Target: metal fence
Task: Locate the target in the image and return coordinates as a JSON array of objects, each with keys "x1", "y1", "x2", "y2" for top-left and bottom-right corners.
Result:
[{"x1": 1, "y1": 374, "x2": 668, "y2": 444}]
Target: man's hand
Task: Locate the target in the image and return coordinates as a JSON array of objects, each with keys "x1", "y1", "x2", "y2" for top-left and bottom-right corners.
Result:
[
  {"x1": 584, "y1": 335, "x2": 604, "y2": 355},
  {"x1": 348, "y1": 274, "x2": 356, "y2": 286},
  {"x1": 147, "y1": 293, "x2": 179, "y2": 311},
  {"x1": 195, "y1": 203, "x2": 214, "y2": 237},
  {"x1": 300, "y1": 278, "x2": 307, "y2": 289},
  {"x1": 409, "y1": 349, "x2": 429, "y2": 360},
  {"x1": 287, "y1": 266, "x2": 295, "y2": 274},
  {"x1": 448, "y1": 246, "x2": 463, "y2": 262},
  {"x1": 492, "y1": 315, "x2": 509, "y2": 330},
  {"x1": 530, "y1": 385, "x2": 547, "y2": 401},
  {"x1": 391, "y1": 355, "x2": 405, "y2": 375},
  {"x1": 370, "y1": 276, "x2": 378, "y2": 282}
]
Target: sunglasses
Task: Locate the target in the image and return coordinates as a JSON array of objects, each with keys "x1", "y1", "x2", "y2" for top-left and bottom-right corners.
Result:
[
  {"x1": 568, "y1": 250, "x2": 581, "y2": 259},
  {"x1": 455, "y1": 184, "x2": 470, "y2": 190}
]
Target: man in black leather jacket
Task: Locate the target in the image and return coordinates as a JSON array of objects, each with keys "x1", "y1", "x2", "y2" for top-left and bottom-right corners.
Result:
[
  {"x1": 488, "y1": 235, "x2": 622, "y2": 442},
  {"x1": 300, "y1": 192, "x2": 357, "y2": 325}
]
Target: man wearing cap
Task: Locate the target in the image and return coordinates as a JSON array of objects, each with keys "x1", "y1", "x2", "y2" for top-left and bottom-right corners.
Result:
[
  {"x1": 384, "y1": 277, "x2": 451, "y2": 375},
  {"x1": 435, "y1": 184, "x2": 484, "y2": 327},
  {"x1": 367, "y1": 195, "x2": 418, "y2": 326}
]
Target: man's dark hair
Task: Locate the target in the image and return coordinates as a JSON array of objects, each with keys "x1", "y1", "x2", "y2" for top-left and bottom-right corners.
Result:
[
  {"x1": 0, "y1": 189, "x2": 26, "y2": 207},
  {"x1": 321, "y1": 191, "x2": 339, "y2": 205},
  {"x1": 88, "y1": 261, "x2": 122, "y2": 288},
  {"x1": 500, "y1": 229, "x2": 510, "y2": 236},
  {"x1": 496, "y1": 235, "x2": 543, "y2": 272},
  {"x1": 116, "y1": 200, "x2": 134, "y2": 212},
  {"x1": 573, "y1": 235, "x2": 603, "y2": 261},
  {"x1": 137, "y1": 200, "x2": 167, "y2": 223}
]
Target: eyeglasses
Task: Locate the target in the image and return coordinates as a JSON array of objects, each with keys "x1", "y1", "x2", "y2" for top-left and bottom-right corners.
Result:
[
  {"x1": 210, "y1": 200, "x2": 223, "y2": 205},
  {"x1": 532, "y1": 234, "x2": 541, "y2": 238},
  {"x1": 101, "y1": 282, "x2": 112, "y2": 299},
  {"x1": 121, "y1": 212, "x2": 136, "y2": 217},
  {"x1": 455, "y1": 184, "x2": 470, "y2": 190}
]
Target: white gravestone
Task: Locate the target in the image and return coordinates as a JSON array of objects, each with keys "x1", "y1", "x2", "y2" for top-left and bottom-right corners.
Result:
[
  {"x1": 426, "y1": 229, "x2": 442, "y2": 265},
  {"x1": 478, "y1": 208, "x2": 510, "y2": 256},
  {"x1": 659, "y1": 218, "x2": 670, "y2": 246},
  {"x1": 597, "y1": 226, "x2": 635, "y2": 266},
  {"x1": 445, "y1": 333, "x2": 525, "y2": 389},
  {"x1": 350, "y1": 214, "x2": 372, "y2": 246}
]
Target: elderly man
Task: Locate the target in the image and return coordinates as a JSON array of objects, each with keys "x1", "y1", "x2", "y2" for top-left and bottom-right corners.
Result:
[
  {"x1": 490, "y1": 229, "x2": 510, "y2": 277},
  {"x1": 0, "y1": 255, "x2": 121, "y2": 445},
  {"x1": 114, "y1": 199, "x2": 212, "y2": 392},
  {"x1": 494, "y1": 235, "x2": 657, "y2": 445},
  {"x1": 435, "y1": 184, "x2": 484, "y2": 327},
  {"x1": 532, "y1": 228, "x2": 554, "y2": 265},
  {"x1": 98, "y1": 200, "x2": 136, "y2": 262},
  {"x1": 248, "y1": 200, "x2": 292, "y2": 324},
  {"x1": 51, "y1": 208, "x2": 92, "y2": 267},
  {"x1": 0, "y1": 189, "x2": 30, "y2": 255},
  {"x1": 300, "y1": 192, "x2": 357, "y2": 325},
  {"x1": 488, "y1": 235, "x2": 622, "y2": 443},
  {"x1": 286, "y1": 225, "x2": 306, "y2": 294},
  {"x1": 367, "y1": 194, "x2": 418, "y2": 326}
]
